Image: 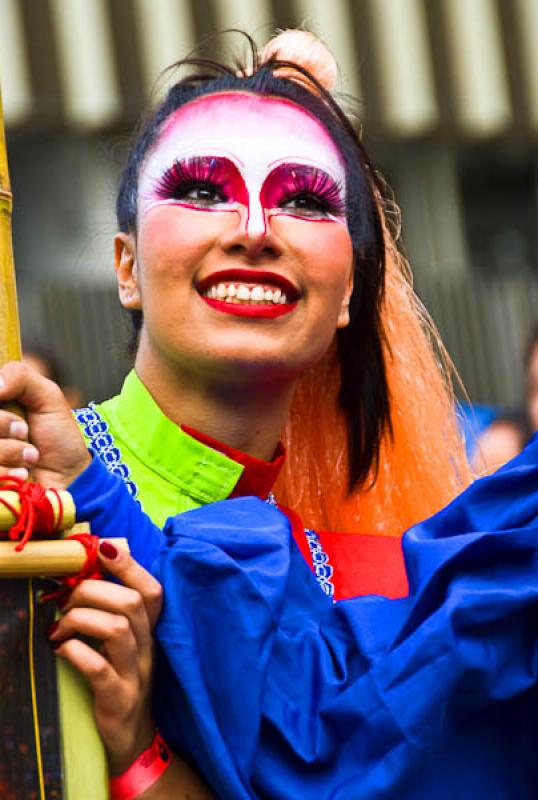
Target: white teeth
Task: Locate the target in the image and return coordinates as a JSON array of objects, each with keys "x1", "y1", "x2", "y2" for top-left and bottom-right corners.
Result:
[
  {"x1": 203, "y1": 281, "x2": 293, "y2": 306},
  {"x1": 236, "y1": 284, "x2": 250, "y2": 301}
]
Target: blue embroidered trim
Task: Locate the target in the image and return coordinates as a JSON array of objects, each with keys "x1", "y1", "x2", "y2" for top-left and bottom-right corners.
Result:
[
  {"x1": 305, "y1": 529, "x2": 335, "y2": 599},
  {"x1": 74, "y1": 403, "x2": 142, "y2": 509}
]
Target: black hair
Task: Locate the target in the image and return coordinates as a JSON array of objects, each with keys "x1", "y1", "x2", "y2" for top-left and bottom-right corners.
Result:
[{"x1": 116, "y1": 35, "x2": 391, "y2": 492}]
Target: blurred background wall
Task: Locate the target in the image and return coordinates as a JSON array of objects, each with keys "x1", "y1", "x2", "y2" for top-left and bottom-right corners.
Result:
[{"x1": 1, "y1": 0, "x2": 537, "y2": 406}]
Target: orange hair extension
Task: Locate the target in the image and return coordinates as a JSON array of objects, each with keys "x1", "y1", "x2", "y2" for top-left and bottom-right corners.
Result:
[
  {"x1": 256, "y1": 29, "x2": 470, "y2": 535},
  {"x1": 275, "y1": 199, "x2": 472, "y2": 535}
]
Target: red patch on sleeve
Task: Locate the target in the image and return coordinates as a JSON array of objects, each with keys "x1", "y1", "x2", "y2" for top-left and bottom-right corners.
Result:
[
  {"x1": 281, "y1": 505, "x2": 408, "y2": 602},
  {"x1": 317, "y1": 530, "x2": 408, "y2": 601}
]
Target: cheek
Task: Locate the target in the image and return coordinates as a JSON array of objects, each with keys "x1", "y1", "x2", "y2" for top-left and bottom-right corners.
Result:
[
  {"x1": 272, "y1": 217, "x2": 353, "y2": 290},
  {"x1": 138, "y1": 207, "x2": 234, "y2": 276}
]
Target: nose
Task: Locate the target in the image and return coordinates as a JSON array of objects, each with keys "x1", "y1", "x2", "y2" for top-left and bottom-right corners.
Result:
[{"x1": 219, "y1": 197, "x2": 280, "y2": 260}]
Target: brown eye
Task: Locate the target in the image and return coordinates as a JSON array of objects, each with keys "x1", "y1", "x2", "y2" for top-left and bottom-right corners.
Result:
[
  {"x1": 281, "y1": 193, "x2": 327, "y2": 215},
  {"x1": 178, "y1": 183, "x2": 227, "y2": 204}
]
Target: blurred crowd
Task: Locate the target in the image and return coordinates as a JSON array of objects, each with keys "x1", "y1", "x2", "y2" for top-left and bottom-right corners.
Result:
[{"x1": 464, "y1": 325, "x2": 538, "y2": 474}]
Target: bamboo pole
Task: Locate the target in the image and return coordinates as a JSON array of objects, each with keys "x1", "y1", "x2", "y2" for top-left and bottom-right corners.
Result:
[
  {"x1": 0, "y1": 83, "x2": 22, "y2": 364},
  {"x1": 0, "y1": 488, "x2": 76, "y2": 529},
  {"x1": 0, "y1": 71, "x2": 114, "y2": 800},
  {"x1": 0, "y1": 536, "x2": 129, "y2": 577}
]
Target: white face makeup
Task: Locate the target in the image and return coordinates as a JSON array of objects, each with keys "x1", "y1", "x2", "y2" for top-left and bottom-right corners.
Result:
[{"x1": 138, "y1": 93, "x2": 348, "y2": 236}]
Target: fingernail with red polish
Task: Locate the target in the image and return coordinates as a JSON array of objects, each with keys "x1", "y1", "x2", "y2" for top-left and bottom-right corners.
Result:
[
  {"x1": 99, "y1": 541, "x2": 118, "y2": 560},
  {"x1": 46, "y1": 621, "x2": 59, "y2": 639}
]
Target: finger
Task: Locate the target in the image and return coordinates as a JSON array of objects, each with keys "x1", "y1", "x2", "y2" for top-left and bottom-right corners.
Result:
[
  {"x1": 0, "y1": 361, "x2": 67, "y2": 415},
  {"x1": 53, "y1": 636, "x2": 122, "y2": 700},
  {"x1": 54, "y1": 637, "x2": 154, "y2": 766},
  {"x1": 7, "y1": 467, "x2": 29, "y2": 480},
  {"x1": 0, "y1": 439, "x2": 39, "y2": 469},
  {"x1": 98, "y1": 542, "x2": 163, "y2": 628},
  {"x1": 0, "y1": 411, "x2": 29, "y2": 440},
  {"x1": 51, "y1": 607, "x2": 139, "y2": 679},
  {"x1": 59, "y1": 579, "x2": 153, "y2": 651}
]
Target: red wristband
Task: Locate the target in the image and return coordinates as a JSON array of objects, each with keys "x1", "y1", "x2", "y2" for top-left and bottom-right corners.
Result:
[{"x1": 109, "y1": 731, "x2": 171, "y2": 800}]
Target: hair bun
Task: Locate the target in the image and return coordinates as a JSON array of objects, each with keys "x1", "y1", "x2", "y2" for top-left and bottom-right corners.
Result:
[{"x1": 260, "y1": 30, "x2": 338, "y2": 93}]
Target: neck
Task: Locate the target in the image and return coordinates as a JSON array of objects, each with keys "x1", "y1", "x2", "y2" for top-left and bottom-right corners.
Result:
[{"x1": 134, "y1": 350, "x2": 295, "y2": 462}]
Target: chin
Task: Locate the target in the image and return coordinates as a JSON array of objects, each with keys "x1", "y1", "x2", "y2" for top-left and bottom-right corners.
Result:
[{"x1": 198, "y1": 346, "x2": 311, "y2": 383}]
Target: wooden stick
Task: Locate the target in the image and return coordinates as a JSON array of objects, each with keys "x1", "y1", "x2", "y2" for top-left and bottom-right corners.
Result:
[
  {"x1": 0, "y1": 487, "x2": 76, "y2": 530},
  {"x1": 0, "y1": 537, "x2": 129, "y2": 577},
  {"x1": 0, "y1": 83, "x2": 22, "y2": 365}
]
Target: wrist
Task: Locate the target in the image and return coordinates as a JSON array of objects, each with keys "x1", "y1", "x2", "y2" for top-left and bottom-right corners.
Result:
[
  {"x1": 109, "y1": 730, "x2": 171, "y2": 800},
  {"x1": 62, "y1": 449, "x2": 92, "y2": 489},
  {"x1": 108, "y1": 723, "x2": 155, "y2": 777}
]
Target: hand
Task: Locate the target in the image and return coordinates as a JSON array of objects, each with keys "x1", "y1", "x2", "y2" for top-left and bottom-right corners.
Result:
[
  {"x1": 0, "y1": 360, "x2": 91, "y2": 487},
  {"x1": 48, "y1": 541, "x2": 163, "y2": 775}
]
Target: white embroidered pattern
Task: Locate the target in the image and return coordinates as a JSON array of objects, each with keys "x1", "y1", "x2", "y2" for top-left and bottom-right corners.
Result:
[
  {"x1": 74, "y1": 403, "x2": 142, "y2": 508},
  {"x1": 305, "y1": 529, "x2": 335, "y2": 598}
]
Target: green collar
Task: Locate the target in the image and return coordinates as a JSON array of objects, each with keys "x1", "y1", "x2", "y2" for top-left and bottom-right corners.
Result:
[{"x1": 100, "y1": 370, "x2": 244, "y2": 504}]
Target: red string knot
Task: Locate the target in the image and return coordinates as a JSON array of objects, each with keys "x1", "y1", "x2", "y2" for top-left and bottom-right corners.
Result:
[
  {"x1": 40, "y1": 533, "x2": 103, "y2": 603},
  {"x1": 0, "y1": 474, "x2": 64, "y2": 551}
]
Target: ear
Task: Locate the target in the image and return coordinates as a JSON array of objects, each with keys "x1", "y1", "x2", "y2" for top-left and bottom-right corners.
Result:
[
  {"x1": 114, "y1": 232, "x2": 141, "y2": 310},
  {"x1": 336, "y1": 269, "x2": 354, "y2": 329}
]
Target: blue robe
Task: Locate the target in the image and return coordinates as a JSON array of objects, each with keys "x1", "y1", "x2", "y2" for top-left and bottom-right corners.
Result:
[{"x1": 71, "y1": 435, "x2": 538, "y2": 798}]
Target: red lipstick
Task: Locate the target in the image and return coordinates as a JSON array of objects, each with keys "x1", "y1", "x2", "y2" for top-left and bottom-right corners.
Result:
[
  {"x1": 197, "y1": 269, "x2": 299, "y2": 299},
  {"x1": 201, "y1": 296, "x2": 297, "y2": 318}
]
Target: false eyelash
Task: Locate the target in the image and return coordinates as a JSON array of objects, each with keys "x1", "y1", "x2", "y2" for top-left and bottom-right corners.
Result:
[
  {"x1": 284, "y1": 168, "x2": 346, "y2": 215},
  {"x1": 155, "y1": 156, "x2": 229, "y2": 200}
]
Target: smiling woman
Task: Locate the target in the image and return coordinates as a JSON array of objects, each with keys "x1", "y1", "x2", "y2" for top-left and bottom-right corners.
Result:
[
  {"x1": 0, "y1": 29, "x2": 477, "y2": 800},
  {"x1": 109, "y1": 32, "x2": 470, "y2": 536}
]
